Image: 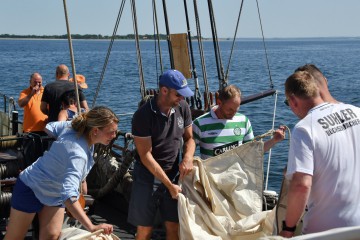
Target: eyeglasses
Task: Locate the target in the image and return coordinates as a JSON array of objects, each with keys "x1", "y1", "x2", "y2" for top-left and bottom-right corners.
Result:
[
  {"x1": 284, "y1": 93, "x2": 294, "y2": 106},
  {"x1": 167, "y1": 87, "x2": 182, "y2": 98},
  {"x1": 284, "y1": 98, "x2": 289, "y2": 106}
]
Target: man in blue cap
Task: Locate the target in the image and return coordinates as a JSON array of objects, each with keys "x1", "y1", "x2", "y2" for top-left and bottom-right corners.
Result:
[{"x1": 128, "y1": 69, "x2": 195, "y2": 240}]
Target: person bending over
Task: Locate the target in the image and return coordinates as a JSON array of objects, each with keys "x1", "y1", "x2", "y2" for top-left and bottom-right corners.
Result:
[
  {"x1": 128, "y1": 69, "x2": 195, "y2": 240},
  {"x1": 4, "y1": 106, "x2": 118, "y2": 239},
  {"x1": 280, "y1": 71, "x2": 360, "y2": 237}
]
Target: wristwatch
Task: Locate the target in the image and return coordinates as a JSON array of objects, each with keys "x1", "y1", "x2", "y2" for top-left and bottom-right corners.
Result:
[{"x1": 282, "y1": 220, "x2": 296, "y2": 232}]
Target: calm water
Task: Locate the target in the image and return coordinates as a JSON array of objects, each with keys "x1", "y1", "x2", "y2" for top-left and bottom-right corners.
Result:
[{"x1": 1, "y1": 38, "x2": 360, "y2": 192}]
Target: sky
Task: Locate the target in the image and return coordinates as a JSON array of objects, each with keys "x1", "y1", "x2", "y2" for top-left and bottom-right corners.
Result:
[{"x1": 1, "y1": 0, "x2": 360, "y2": 38}]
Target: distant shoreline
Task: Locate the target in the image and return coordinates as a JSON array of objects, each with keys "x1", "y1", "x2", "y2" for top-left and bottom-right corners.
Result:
[
  {"x1": 0, "y1": 33, "x2": 181, "y2": 41},
  {"x1": 0, "y1": 34, "x2": 359, "y2": 41}
]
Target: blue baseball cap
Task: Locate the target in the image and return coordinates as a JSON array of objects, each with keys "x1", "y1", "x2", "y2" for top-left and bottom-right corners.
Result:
[{"x1": 159, "y1": 69, "x2": 194, "y2": 97}]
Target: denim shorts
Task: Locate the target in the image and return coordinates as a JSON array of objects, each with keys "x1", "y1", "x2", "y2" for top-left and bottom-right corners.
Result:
[
  {"x1": 127, "y1": 161, "x2": 179, "y2": 227},
  {"x1": 11, "y1": 178, "x2": 44, "y2": 213}
]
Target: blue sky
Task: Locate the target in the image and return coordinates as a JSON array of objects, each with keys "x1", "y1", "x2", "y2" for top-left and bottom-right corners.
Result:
[{"x1": 1, "y1": 0, "x2": 359, "y2": 38}]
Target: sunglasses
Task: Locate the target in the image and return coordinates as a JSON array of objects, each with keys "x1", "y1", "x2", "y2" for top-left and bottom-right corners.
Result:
[
  {"x1": 284, "y1": 93, "x2": 294, "y2": 106},
  {"x1": 166, "y1": 87, "x2": 182, "y2": 98},
  {"x1": 284, "y1": 98, "x2": 289, "y2": 106}
]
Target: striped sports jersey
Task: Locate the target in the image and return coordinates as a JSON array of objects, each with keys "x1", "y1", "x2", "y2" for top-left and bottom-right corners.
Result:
[{"x1": 193, "y1": 106, "x2": 254, "y2": 159}]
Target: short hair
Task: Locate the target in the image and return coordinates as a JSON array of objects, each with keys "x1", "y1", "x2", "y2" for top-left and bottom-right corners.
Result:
[
  {"x1": 61, "y1": 91, "x2": 77, "y2": 106},
  {"x1": 285, "y1": 71, "x2": 319, "y2": 99},
  {"x1": 295, "y1": 64, "x2": 322, "y2": 74},
  {"x1": 30, "y1": 72, "x2": 41, "y2": 81},
  {"x1": 295, "y1": 64, "x2": 326, "y2": 86},
  {"x1": 56, "y1": 64, "x2": 69, "y2": 76},
  {"x1": 218, "y1": 85, "x2": 241, "y2": 102}
]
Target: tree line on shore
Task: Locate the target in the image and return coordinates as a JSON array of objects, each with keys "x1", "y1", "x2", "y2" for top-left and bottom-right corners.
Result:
[{"x1": 0, "y1": 33, "x2": 201, "y2": 40}]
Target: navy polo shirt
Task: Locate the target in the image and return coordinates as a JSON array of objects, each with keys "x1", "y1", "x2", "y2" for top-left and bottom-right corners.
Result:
[{"x1": 132, "y1": 96, "x2": 192, "y2": 170}]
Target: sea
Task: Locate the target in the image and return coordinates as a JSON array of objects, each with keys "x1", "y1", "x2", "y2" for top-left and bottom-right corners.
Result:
[{"x1": 1, "y1": 38, "x2": 360, "y2": 193}]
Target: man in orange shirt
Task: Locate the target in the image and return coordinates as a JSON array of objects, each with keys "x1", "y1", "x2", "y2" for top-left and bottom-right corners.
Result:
[{"x1": 18, "y1": 72, "x2": 48, "y2": 133}]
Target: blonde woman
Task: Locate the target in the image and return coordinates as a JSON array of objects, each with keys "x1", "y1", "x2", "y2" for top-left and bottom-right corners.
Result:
[{"x1": 5, "y1": 106, "x2": 118, "y2": 239}]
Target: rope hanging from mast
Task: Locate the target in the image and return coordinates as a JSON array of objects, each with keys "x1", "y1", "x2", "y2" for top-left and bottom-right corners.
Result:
[
  {"x1": 234, "y1": 0, "x2": 276, "y2": 106},
  {"x1": 207, "y1": 0, "x2": 226, "y2": 90},
  {"x1": 224, "y1": 0, "x2": 245, "y2": 82},
  {"x1": 183, "y1": 0, "x2": 202, "y2": 110},
  {"x1": 152, "y1": 0, "x2": 164, "y2": 84},
  {"x1": 256, "y1": 0, "x2": 274, "y2": 89},
  {"x1": 130, "y1": 0, "x2": 146, "y2": 100},
  {"x1": 204, "y1": 0, "x2": 274, "y2": 92},
  {"x1": 92, "y1": 0, "x2": 127, "y2": 108},
  {"x1": 62, "y1": 0, "x2": 85, "y2": 194},
  {"x1": 162, "y1": 0, "x2": 175, "y2": 69},
  {"x1": 264, "y1": 91, "x2": 278, "y2": 190},
  {"x1": 62, "y1": 0, "x2": 81, "y2": 113},
  {"x1": 193, "y1": 0, "x2": 211, "y2": 110},
  {"x1": 204, "y1": 0, "x2": 275, "y2": 104}
]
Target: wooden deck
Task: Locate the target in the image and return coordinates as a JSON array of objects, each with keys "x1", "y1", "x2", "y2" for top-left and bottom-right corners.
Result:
[
  {"x1": 89, "y1": 191, "x2": 166, "y2": 240},
  {"x1": 0, "y1": 191, "x2": 165, "y2": 240}
]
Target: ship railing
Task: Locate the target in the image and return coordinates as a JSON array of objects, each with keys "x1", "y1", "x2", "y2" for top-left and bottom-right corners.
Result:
[{"x1": 0, "y1": 92, "x2": 22, "y2": 136}]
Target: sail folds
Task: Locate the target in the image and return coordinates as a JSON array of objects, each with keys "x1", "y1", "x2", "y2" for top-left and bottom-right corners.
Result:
[{"x1": 179, "y1": 141, "x2": 276, "y2": 239}]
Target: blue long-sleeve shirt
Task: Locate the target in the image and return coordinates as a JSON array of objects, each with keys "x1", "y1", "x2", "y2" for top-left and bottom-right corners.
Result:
[{"x1": 20, "y1": 121, "x2": 94, "y2": 207}]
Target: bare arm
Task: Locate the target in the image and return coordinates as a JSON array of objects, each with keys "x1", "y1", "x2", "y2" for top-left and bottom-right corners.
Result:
[
  {"x1": 179, "y1": 125, "x2": 195, "y2": 180},
  {"x1": 40, "y1": 101, "x2": 49, "y2": 115},
  {"x1": 134, "y1": 136, "x2": 182, "y2": 199},
  {"x1": 18, "y1": 89, "x2": 36, "y2": 108},
  {"x1": 80, "y1": 100, "x2": 89, "y2": 111},
  {"x1": 64, "y1": 199, "x2": 113, "y2": 234},
  {"x1": 18, "y1": 94, "x2": 32, "y2": 108},
  {"x1": 279, "y1": 172, "x2": 312, "y2": 238},
  {"x1": 263, "y1": 126, "x2": 286, "y2": 152},
  {"x1": 58, "y1": 110, "x2": 68, "y2": 121}
]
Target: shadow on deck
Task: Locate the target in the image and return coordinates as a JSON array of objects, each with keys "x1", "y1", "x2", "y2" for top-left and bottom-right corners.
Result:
[{"x1": 89, "y1": 191, "x2": 166, "y2": 240}]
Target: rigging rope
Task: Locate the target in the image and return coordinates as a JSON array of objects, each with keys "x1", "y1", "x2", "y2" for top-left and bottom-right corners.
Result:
[
  {"x1": 162, "y1": 0, "x2": 175, "y2": 69},
  {"x1": 152, "y1": 0, "x2": 164, "y2": 85},
  {"x1": 193, "y1": 0, "x2": 210, "y2": 109},
  {"x1": 92, "y1": 0, "x2": 127, "y2": 108},
  {"x1": 207, "y1": 0, "x2": 226, "y2": 90},
  {"x1": 183, "y1": 0, "x2": 202, "y2": 110},
  {"x1": 62, "y1": 0, "x2": 85, "y2": 193},
  {"x1": 224, "y1": 0, "x2": 245, "y2": 82},
  {"x1": 131, "y1": 0, "x2": 146, "y2": 99},
  {"x1": 62, "y1": 0, "x2": 81, "y2": 113},
  {"x1": 249, "y1": 92, "x2": 287, "y2": 191},
  {"x1": 256, "y1": 0, "x2": 274, "y2": 89},
  {"x1": 249, "y1": 0, "x2": 277, "y2": 190},
  {"x1": 264, "y1": 91, "x2": 278, "y2": 191}
]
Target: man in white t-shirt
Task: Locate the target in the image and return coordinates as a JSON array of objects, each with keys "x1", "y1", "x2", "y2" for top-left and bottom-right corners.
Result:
[
  {"x1": 280, "y1": 71, "x2": 360, "y2": 238},
  {"x1": 295, "y1": 64, "x2": 339, "y2": 104}
]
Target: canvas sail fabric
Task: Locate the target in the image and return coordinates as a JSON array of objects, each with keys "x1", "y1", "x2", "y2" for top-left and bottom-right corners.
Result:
[
  {"x1": 178, "y1": 141, "x2": 276, "y2": 240},
  {"x1": 60, "y1": 227, "x2": 120, "y2": 240}
]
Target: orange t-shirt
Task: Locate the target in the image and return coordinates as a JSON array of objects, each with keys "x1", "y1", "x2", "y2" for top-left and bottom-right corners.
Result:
[{"x1": 19, "y1": 87, "x2": 48, "y2": 132}]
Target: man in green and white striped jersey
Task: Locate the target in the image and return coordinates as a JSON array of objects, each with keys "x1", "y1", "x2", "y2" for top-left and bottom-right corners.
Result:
[{"x1": 193, "y1": 85, "x2": 285, "y2": 159}]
